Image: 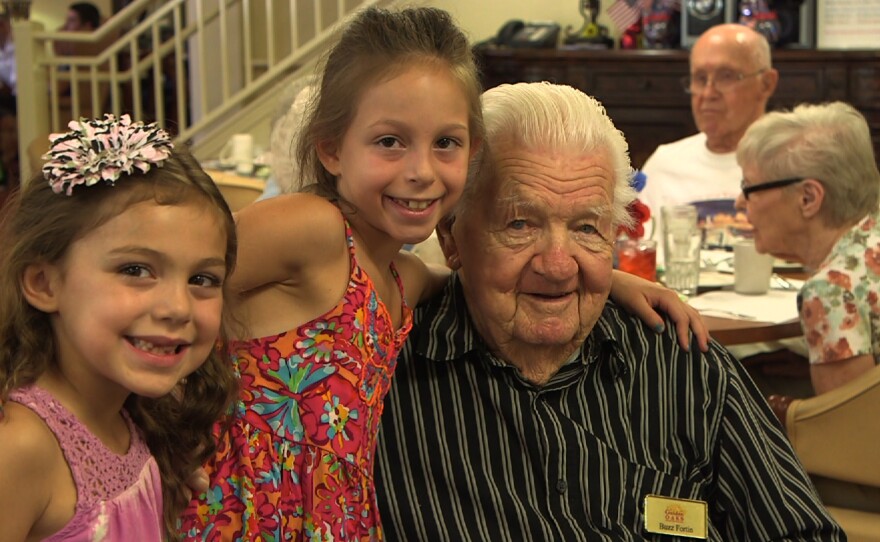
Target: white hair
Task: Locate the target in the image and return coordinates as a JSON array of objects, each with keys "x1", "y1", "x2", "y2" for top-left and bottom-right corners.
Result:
[
  {"x1": 737, "y1": 101, "x2": 880, "y2": 226},
  {"x1": 457, "y1": 82, "x2": 635, "y2": 228},
  {"x1": 268, "y1": 78, "x2": 317, "y2": 193}
]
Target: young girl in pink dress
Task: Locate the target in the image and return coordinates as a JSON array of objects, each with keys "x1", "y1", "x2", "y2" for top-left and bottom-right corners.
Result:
[{"x1": 0, "y1": 115, "x2": 238, "y2": 541}]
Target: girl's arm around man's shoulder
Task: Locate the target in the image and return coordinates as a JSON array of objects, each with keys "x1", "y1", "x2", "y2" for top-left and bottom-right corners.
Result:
[{"x1": 229, "y1": 193, "x2": 349, "y2": 294}]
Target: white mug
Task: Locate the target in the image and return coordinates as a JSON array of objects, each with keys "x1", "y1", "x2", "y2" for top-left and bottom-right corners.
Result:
[
  {"x1": 219, "y1": 134, "x2": 255, "y2": 172},
  {"x1": 733, "y1": 239, "x2": 775, "y2": 295}
]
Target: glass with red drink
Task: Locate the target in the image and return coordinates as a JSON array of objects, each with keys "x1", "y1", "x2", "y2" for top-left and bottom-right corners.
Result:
[{"x1": 615, "y1": 237, "x2": 657, "y2": 282}]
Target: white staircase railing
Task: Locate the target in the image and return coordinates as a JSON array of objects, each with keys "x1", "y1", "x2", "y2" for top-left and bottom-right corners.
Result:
[{"x1": 14, "y1": 0, "x2": 388, "y2": 181}]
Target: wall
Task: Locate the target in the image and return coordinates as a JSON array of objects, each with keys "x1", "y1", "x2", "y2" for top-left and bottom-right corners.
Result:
[
  {"x1": 30, "y1": 0, "x2": 622, "y2": 46},
  {"x1": 31, "y1": 0, "x2": 114, "y2": 31},
  {"x1": 432, "y1": 0, "x2": 623, "y2": 45}
]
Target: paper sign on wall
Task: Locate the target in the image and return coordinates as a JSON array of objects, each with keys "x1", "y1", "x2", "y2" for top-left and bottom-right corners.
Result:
[{"x1": 817, "y1": 0, "x2": 880, "y2": 49}]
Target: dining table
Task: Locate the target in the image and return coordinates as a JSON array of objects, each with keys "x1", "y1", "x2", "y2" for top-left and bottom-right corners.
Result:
[
  {"x1": 701, "y1": 314, "x2": 803, "y2": 347},
  {"x1": 684, "y1": 255, "x2": 808, "y2": 347}
]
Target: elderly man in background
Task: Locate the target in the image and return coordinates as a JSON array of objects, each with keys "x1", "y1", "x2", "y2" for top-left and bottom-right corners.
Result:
[
  {"x1": 640, "y1": 23, "x2": 778, "y2": 230},
  {"x1": 374, "y1": 82, "x2": 841, "y2": 541}
]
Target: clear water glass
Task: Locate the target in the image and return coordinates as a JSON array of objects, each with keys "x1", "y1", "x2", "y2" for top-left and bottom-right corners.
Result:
[{"x1": 661, "y1": 205, "x2": 701, "y2": 296}]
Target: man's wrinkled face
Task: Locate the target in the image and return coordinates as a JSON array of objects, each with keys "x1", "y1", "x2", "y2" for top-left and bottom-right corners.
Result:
[{"x1": 446, "y1": 139, "x2": 617, "y2": 360}]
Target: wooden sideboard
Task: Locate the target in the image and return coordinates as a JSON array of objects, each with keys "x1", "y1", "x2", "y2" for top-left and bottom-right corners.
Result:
[{"x1": 474, "y1": 48, "x2": 880, "y2": 169}]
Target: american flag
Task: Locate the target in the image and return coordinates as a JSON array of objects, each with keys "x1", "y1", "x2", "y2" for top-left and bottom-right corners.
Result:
[{"x1": 606, "y1": 0, "x2": 654, "y2": 31}]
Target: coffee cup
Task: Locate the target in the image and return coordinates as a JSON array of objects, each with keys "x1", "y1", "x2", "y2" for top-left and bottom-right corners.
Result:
[{"x1": 733, "y1": 239, "x2": 774, "y2": 295}]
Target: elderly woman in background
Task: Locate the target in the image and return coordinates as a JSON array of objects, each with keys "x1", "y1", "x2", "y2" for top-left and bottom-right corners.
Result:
[{"x1": 735, "y1": 101, "x2": 880, "y2": 400}]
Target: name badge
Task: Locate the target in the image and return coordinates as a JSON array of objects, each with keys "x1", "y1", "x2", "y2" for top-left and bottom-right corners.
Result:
[{"x1": 643, "y1": 494, "x2": 708, "y2": 539}]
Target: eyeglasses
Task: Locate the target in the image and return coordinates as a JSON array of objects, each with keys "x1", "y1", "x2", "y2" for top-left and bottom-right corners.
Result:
[
  {"x1": 681, "y1": 68, "x2": 767, "y2": 94},
  {"x1": 740, "y1": 177, "x2": 805, "y2": 200}
]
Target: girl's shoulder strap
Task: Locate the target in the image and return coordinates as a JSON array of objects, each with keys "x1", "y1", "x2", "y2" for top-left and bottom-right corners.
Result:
[
  {"x1": 7, "y1": 386, "x2": 152, "y2": 511},
  {"x1": 342, "y1": 215, "x2": 355, "y2": 250}
]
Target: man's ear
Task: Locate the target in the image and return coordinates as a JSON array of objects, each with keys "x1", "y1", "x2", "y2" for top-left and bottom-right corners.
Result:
[
  {"x1": 21, "y1": 263, "x2": 60, "y2": 313},
  {"x1": 800, "y1": 178, "x2": 825, "y2": 219},
  {"x1": 436, "y1": 216, "x2": 461, "y2": 270},
  {"x1": 316, "y1": 140, "x2": 341, "y2": 176},
  {"x1": 468, "y1": 137, "x2": 483, "y2": 160},
  {"x1": 761, "y1": 68, "x2": 779, "y2": 97}
]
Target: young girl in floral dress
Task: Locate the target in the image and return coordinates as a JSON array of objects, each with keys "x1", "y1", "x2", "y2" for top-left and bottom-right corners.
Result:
[{"x1": 179, "y1": 7, "x2": 480, "y2": 540}]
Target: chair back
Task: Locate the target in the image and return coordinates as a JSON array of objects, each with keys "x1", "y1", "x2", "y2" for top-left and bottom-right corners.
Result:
[
  {"x1": 786, "y1": 363, "x2": 880, "y2": 541},
  {"x1": 786, "y1": 363, "x2": 880, "y2": 486}
]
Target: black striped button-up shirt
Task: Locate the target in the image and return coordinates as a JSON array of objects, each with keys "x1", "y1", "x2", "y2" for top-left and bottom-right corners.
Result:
[{"x1": 374, "y1": 275, "x2": 843, "y2": 541}]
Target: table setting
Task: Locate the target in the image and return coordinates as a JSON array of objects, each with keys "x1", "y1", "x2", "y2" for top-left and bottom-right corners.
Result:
[
  {"x1": 622, "y1": 203, "x2": 809, "y2": 346},
  {"x1": 685, "y1": 244, "x2": 805, "y2": 345}
]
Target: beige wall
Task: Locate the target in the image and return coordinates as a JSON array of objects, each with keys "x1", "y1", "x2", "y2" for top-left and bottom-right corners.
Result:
[
  {"x1": 432, "y1": 0, "x2": 623, "y2": 45},
  {"x1": 31, "y1": 0, "x2": 621, "y2": 44},
  {"x1": 28, "y1": 1, "x2": 623, "y2": 69},
  {"x1": 31, "y1": 0, "x2": 114, "y2": 31}
]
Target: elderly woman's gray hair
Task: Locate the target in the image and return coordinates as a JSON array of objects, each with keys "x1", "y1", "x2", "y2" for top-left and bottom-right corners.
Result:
[
  {"x1": 269, "y1": 79, "x2": 317, "y2": 193},
  {"x1": 737, "y1": 101, "x2": 880, "y2": 227},
  {"x1": 457, "y1": 82, "x2": 635, "y2": 228}
]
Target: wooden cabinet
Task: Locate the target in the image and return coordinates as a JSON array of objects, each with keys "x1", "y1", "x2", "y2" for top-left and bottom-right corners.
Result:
[{"x1": 475, "y1": 49, "x2": 880, "y2": 169}]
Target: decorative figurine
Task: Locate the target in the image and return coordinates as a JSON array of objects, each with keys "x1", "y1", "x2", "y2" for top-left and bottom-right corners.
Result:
[
  {"x1": 564, "y1": 0, "x2": 614, "y2": 49},
  {"x1": 619, "y1": 20, "x2": 643, "y2": 50},
  {"x1": 642, "y1": 0, "x2": 681, "y2": 49}
]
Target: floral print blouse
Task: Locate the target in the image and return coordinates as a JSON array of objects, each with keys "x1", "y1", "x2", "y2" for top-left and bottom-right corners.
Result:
[{"x1": 799, "y1": 210, "x2": 880, "y2": 365}]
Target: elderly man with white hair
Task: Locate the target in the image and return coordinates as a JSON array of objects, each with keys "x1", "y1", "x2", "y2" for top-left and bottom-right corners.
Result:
[{"x1": 374, "y1": 82, "x2": 841, "y2": 541}]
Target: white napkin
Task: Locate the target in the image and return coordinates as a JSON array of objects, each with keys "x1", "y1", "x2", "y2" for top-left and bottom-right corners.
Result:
[{"x1": 688, "y1": 289, "x2": 800, "y2": 323}]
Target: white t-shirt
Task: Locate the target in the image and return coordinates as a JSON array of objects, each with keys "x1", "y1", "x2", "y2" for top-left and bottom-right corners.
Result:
[{"x1": 640, "y1": 132, "x2": 744, "y2": 263}]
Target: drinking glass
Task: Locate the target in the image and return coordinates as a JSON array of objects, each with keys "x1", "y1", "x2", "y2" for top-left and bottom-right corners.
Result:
[
  {"x1": 661, "y1": 205, "x2": 701, "y2": 296},
  {"x1": 615, "y1": 237, "x2": 657, "y2": 282}
]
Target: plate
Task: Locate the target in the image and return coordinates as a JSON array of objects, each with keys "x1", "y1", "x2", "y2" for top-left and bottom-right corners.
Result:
[
  {"x1": 712, "y1": 259, "x2": 734, "y2": 275},
  {"x1": 699, "y1": 270, "x2": 735, "y2": 289},
  {"x1": 703, "y1": 251, "x2": 804, "y2": 275}
]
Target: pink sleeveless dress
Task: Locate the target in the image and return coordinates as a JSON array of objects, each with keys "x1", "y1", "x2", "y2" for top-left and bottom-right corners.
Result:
[
  {"x1": 8, "y1": 386, "x2": 164, "y2": 541},
  {"x1": 181, "y1": 219, "x2": 413, "y2": 541}
]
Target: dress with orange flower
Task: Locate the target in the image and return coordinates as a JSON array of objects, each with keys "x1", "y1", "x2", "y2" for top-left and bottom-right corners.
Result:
[
  {"x1": 180, "y1": 219, "x2": 413, "y2": 541},
  {"x1": 799, "y1": 209, "x2": 880, "y2": 365}
]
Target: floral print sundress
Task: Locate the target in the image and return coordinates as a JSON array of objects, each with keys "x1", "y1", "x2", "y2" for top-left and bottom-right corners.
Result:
[{"x1": 181, "y1": 219, "x2": 413, "y2": 541}]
